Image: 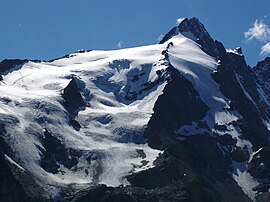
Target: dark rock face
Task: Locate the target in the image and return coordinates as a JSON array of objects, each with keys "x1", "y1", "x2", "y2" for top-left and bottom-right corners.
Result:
[
  {"x1": 62, "y1": 77, "x2": 87, "y2": 129},
  {"x1": 0, "y1": 152, "x2": 30, "y2": 202},
  {"x1": 256, "y1": 192, "x2": 270, "y2": 202},
  {"x1": 215, "y1": 133, "x2": 237, "y2": 146},
  {"x1": 212, "y1": 47, "x2": 270, "y2": 148},
  {"x1": 40, "y1": 129, "x2": 79, "y2": 174},
  {"x1": 253, "y1": 183, "x2": 270, "y2": 192},
  {"x1": 145, "y1": 64, "x2": 209, "y2": 149},
  {"x1": 40, "y1": 129, "x2": 69, "y2": 173},
  {"x1": 211, "y1": 42, "x2": 270, "y2": 199},
  {"x1": 0, "y1": 59, "x2": 42, "y2": 76},
  {"x1": 130, "y1": 134, "x2": 231, "y2": 187},
  {"x1": 214, "y1": 124, "x2": 228, "y2": 132},
  {"x1": 63, "y1": 77, "x2": 85, "y2": 114},
  {"x1": 40, "y1": 129, "x2": 103, "y2": 182},
  {"x1": 70, "y1": 119, "x2": 81, "y2": 130},
  {"x1": 0, "y1": 123, "x2": 45, "y2": 201},
  {"x1": 231, "y1": 146, "x2": 250, "y2": 162},
  {"x1": 0, "y1": 59, "x2": 28, "y2": 75}
]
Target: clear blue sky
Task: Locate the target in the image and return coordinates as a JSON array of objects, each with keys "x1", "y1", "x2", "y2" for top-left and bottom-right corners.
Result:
[{"x1": 1, "y1": 0, "x2": 269, "y2": 66}]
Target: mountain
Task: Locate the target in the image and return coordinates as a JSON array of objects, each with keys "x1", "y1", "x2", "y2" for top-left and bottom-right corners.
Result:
[{"x1": 1, "y1": 17, "x2": 270, "y2": 202}]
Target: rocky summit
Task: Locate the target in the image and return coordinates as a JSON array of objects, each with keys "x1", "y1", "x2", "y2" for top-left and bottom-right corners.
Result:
[{"x1": 0, "y1": 17, "x2": 270, "y2": 202}]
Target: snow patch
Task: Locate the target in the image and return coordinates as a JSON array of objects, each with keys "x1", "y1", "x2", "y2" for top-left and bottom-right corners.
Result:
[
  {"x1": 4, "y1": 154, "x2": 26, "y2": 171},
  {"x1": 232, "y1": 161, "x2": 259, "y2": 201}
]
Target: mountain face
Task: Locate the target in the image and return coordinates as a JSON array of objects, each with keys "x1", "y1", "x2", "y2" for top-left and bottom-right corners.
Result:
[{"x1": 1, "y1": 17, "x2": 270, "y2": 202}]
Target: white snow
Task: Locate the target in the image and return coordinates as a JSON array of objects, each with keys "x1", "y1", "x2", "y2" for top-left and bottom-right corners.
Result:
[
  {"x1": 226, "y1": 49, "x2": 243, "y2": 56},
  {"x1": 232, "y1": 161, "x2": 259, "y2": 201},
  {"x1": 236, "y1": 74, "x2": 257, "y2": 106},
  {"x1": 4, "y1": 154, "x2": 26, "y2": 171},
  {"x1": 249, "y1": 147, "x2": 263, "y2": 163}
]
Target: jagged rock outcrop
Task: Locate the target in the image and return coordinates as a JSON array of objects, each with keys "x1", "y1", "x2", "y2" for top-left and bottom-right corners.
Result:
[
  {"x1": 145, "y1": 64, "x2": 209, "y2": 149},
  {"x1": 40, "y1": 129, "x2": 71, "y2": 174},
  {"x1": 62, "y1": 77, "x2": 85, "y2": 114},
  {"x1": 212, "y1": 45, "x2": 270, "y2": 147}
]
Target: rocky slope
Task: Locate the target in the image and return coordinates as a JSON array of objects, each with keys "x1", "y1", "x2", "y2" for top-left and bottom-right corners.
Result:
[{"x1": 0, "y1": 17, "x2": 270, "y2": 202}]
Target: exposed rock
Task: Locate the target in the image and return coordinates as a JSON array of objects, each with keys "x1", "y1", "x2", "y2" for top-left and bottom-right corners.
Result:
[
  {"x1": 136, "y1": 149, "x2": 146, "y2": 159},
  {"x1": 0, "y1": 59, "x2": 28, "y2": 75},
  {"x1": 40, "y1": 129, "x2": 68, "y2": 173},
  {"x1": 252, "y1": 183, "x2": 270, "y2": 192},
  {"x1": 215, "y1": 134, "x2": 237, "y2": 146},
  {"x1": 63, "y1": 154, "x2": 79, "y2": 170},
  {"x1": 255, "y1": 192, "x2": 270, "y2": 202},
  {"x1": 62, "y1": 77, "x2": 85, "y2": 114},
  {"x1": 0, "y1": 59, "x2": 41, "y2": 76},
  {"x1": 70, "y1": 119, "x2": 81, "y2": 130},
  {"x1": 212, "y1": 49, "x2": 270, "y2": 148},
  {"x1": 214, "y1": 124, "x2": 228, "y2": 132},
  {"x1": 231, "y1": 146, "x2": 250, "y2": 162},
  {"x1": 248, "y1": 145, "x2": 270, "y2": 179},
  {"x1": 0, "y1": 152, "x2": 31, "y2": 202},
  {"x1": 145, "y1": 64, "x2": 209, "y2": 149}
]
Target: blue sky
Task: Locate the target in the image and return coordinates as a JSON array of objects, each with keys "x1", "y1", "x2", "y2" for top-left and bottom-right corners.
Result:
[{"x1": 1, "y1": 0, "x2": 270, "y2": 66}]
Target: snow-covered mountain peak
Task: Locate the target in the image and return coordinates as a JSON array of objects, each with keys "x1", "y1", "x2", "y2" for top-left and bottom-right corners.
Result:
[
  {"x1": 1, "y1": 18, "x2": 270, "y2": 202},
  {"x1": 160, "y1": 17, "x2": 218, "y2": 58}
]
